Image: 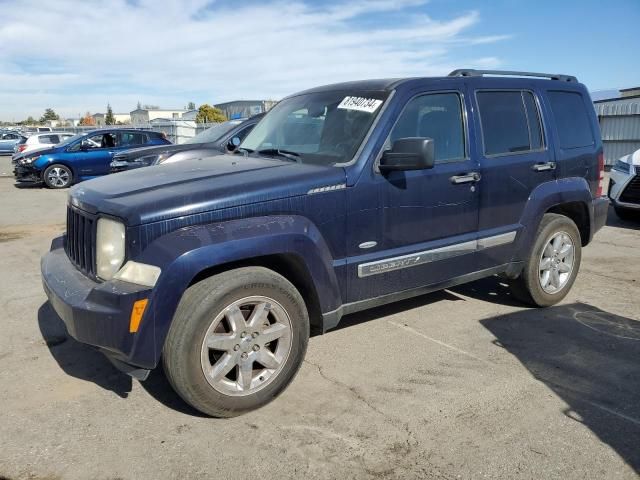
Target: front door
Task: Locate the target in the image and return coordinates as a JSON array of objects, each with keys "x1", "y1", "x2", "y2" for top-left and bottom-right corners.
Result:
[
  {"x1": 72, "y1": 132, "x2": 117, "y2": 177},
  {"x1": 346, "y1": 89, "x2": 481, "y2": 303}
]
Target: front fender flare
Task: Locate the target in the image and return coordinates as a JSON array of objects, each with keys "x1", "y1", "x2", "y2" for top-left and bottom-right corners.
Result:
[{"x1": 130, "y1": 215, "x2": 341, "y2": 367}]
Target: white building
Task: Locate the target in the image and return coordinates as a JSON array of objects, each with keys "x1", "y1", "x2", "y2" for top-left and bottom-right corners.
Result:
[
  {"x1": 92, "y1": 113, "x2": 131, "y2": 126},
  {"x1": 130, "y1": 108, "x2": 188, "y2": 124}
]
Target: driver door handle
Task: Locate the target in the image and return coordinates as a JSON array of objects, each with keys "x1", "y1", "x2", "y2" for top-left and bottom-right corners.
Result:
[
  {"x1": 532, "y1": 161, "x2": 556, "y2": 172},
  {"x1": 450, "y1": 172, "x2": 481, "y2": 184}
]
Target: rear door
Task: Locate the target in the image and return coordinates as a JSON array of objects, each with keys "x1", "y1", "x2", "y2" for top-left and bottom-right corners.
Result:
[{"x1": 472, "y1": 82, "x2": 554, "y2": 270}]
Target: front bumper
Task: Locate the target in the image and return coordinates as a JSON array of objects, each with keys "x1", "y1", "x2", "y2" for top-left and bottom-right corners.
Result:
[
  {"x1": 14, "y1": 163, "x2": 42, "y2": 183},
  {"x1": 41, "y1": 237, "x2": 154, "y2": 377},
  {"x1": 608, "y1": 168, "x2": 640, "y2": 209}
]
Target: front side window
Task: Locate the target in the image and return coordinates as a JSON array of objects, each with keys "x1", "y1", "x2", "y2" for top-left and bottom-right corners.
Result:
[
  {"x1": 388, "y1": 92, "x2": 465, "y2": 162},
  {"x1": 241, "y1": 90, "x2": 389, "y2": 166},
  {"x1": 477, "y1": 90, "x2": 544, "y2": 156}
]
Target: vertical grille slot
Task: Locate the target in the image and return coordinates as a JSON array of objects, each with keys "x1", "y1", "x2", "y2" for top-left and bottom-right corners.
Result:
[
  {"x1": 65, "y1": 206, "x2": 96, "y2": 277},
  {"x1": 620, "y1": 174, "x2": 640, "y2": 204}
]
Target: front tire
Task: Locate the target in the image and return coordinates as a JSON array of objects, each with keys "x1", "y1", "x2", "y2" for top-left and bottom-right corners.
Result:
[
  {"x1": 163, "y1": 267, "x2": 309, "y2": 417},
  {"x1": 510, "y1": 213, "x2": 582, "y2": 307},
  {"x1": 43, "y1": 164, "x2": 73, "y2": 189}
]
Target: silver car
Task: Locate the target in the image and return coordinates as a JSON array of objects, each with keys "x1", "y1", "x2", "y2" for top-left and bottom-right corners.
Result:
[
  {"x1": 0, "y1": 131, "x2": 22, "y2": 154},
  {"x1": 608, "y1": 148, "x2": 640, "y2": 220}
]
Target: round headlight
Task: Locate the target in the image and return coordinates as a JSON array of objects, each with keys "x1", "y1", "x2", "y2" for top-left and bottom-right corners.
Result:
[{"x1": 96, "y1": 218, "x2": 126, "y2": 280}]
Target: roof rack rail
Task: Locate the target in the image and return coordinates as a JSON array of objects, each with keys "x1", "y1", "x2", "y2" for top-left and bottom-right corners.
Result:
[{"x1": 448, "y1": 69, "x2": 577, "y2": 83}]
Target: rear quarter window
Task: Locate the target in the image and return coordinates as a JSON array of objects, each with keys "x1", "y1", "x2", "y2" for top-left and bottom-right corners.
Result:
[{"x1": 547, "y1": 91, "x2": 594, "y2": 149}]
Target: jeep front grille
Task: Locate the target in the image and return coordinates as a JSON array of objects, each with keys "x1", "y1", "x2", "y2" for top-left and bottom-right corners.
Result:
[
  {"x1": 620, "y1": 174, "x2": 640, "y2": 205},
  {"x1": 65, "y1": 206, "x2": 96, "y2": 277}
]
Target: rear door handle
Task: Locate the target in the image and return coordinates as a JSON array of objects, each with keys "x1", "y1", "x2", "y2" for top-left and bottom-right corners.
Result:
[
  {"x1": 532, "y1": 161, "x2": 556, "y2": 172},
  {"x1": 450, "y1": 172, "x2": 481, "y2": 184}
]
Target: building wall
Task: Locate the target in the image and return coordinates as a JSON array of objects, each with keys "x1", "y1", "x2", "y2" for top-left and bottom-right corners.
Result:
[{"x1": 595, "y1": 99, "x2": 640, "y2": 165}]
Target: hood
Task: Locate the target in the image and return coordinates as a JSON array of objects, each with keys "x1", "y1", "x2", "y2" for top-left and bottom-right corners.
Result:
[
  {"x1": 22, "y1": 146, "x2": 57, "y2": 158},
  {"x1": 622, "y1": 148, "x2": 640, "y2": 166},
  {"x1": 113, "y1": 143, "x2": 208, "y2": 162},
  {"x1": 70, "y1": 154, "x2": 346, "y2": 225}
]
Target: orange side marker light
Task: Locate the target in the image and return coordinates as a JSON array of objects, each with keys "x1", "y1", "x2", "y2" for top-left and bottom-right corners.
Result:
[{"x1": 129, "y1": 299, "x2": 148, "y2": 333}]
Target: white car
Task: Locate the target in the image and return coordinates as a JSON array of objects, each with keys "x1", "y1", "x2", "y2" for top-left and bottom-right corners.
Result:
[
  {"x1": 12, "y1": 132, "x2": 75, "y2": 158},
  {"x1": 608, "y1": 148, "x2": 640, "y2": 220}
]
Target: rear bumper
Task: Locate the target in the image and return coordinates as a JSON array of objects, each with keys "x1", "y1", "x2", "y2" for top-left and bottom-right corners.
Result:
[
  {"x1": 41, "y1": 237, "x2": 154, "y2": 377},
  {"x1": 590, "y1": 196, "x2": 609, "y2": 240}
]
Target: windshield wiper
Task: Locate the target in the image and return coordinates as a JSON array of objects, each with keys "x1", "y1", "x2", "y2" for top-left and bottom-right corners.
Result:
[{"x1": 257, "y1": 148, "x2": 301, "y2": 163}]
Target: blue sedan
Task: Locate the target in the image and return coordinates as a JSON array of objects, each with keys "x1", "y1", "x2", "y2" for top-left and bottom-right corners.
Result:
[{"x1": 13, "y1": 128, "x2": 171, "y2": 188}]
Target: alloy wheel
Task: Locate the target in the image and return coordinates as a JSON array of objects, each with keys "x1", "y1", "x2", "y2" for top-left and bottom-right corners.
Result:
[{"x1": 200, "y1": 296, "x2": 293, "y2": 396}]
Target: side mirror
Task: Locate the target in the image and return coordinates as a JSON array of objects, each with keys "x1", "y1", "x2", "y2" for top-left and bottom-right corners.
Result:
[
  {"x1": 227, "y1": 136, "x2": 241, "y2": 151},
  {"x1": 379, "y1": 137, "x2": 435, "y2": 172}
]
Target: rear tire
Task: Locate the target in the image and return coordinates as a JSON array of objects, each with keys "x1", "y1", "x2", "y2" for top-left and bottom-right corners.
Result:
[
  {"x1": 43, "y1": 164, "x2": 73, "y2": 189},
  {"x1": 614, "y1": 206, "x2": 639, "y2": 221},
  {"x1": 510, "y1": 213, "x2": 582, "y2": 307},
  {"x1": 163, "y1": 267, "x2": 309, "y2": 417}
]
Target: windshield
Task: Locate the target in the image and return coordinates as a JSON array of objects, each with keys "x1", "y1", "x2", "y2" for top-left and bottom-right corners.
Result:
[
  {"x1": 185, "y1": 121, "x2": 242, "y2": 144},
  {"x1": 240, "y1": 90, "x2": 389, "y2": 166}
]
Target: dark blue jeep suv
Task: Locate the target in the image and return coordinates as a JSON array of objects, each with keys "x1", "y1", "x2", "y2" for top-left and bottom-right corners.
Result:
[{"x1": 41, "y1": 70, "x2": 609, "y2": 416}]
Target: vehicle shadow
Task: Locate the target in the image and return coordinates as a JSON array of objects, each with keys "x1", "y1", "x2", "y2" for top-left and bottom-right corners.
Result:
[
  {"x1": 606, "y1": 205, "x2": 640, "y2": 231},
  {"x1": 37, "y1": 301, "x2": 209, "y2": 416},
  {"x1": 449, "y1": 275, "x2": 525, "y2": 307},
  {"x1": 37, "y1": 302, "x2": 132, "y2": 397},
  {"x1": 481, "y1": 302, "x2": 640, "y2": 472}
]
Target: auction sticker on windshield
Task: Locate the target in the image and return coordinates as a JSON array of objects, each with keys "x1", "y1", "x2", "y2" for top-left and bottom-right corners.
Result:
[{"x1": 337, "y1": 96, "x2": 383, "y2": 113}]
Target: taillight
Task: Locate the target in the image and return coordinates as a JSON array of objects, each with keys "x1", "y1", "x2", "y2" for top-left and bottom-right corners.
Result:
[
  {"x1": 18, "y1": 145, "x2": 27, "y2": 152},
  {"x1": 596, "y1": 152, "x2": 605, "y2": 197}
]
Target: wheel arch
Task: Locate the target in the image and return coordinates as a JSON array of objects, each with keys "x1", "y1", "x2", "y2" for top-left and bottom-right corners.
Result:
[{"x1": 129, "y1": 215, "x2": 342, "y2": 368}]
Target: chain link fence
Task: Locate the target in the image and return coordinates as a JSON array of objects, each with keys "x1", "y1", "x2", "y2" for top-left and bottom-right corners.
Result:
[{"x1": 41, "y1": 121, "x2": 222, "y2": 144}]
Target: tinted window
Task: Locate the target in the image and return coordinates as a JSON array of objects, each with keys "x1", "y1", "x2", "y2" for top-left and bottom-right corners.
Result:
[
  {"x1": 548, "y1": 91, "x2": 594, "y2": 149},
  {"x1": 120, "y1": 132, "x2": 146, "y2": 146},
  {"x1": 39, "y1": 135, "x2": 58, "y2": 144},
  {"x1": 477, "y1": 91, "x2": 534, "y2": 155},
  {"x1": 390, "y1": 92, "x2": 465, "y2": 161}
]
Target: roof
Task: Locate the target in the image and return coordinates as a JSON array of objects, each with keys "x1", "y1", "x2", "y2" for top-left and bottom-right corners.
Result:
[
  {"x1": 620, "y1": 87, "x2": 640, "y2": 92},
  {"x1": 594, "y1": 93, "x2": 640, "y2": 104}
]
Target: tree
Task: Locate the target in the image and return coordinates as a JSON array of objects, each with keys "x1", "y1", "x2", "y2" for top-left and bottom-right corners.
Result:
[
  {"x1": 195, "y1": 104, "x2": 227, "y2": 123},
  {"x1": 40, "y1": 108, "x2": 59, "y2": 123},
  {"x1": 136, "y1": 101, "x2": 142, "y2": 110},
  {"x1": 25, "y1": 116, "x2": 38, "y2": 125},
  {"x1": 78, "y1": 112, "x2": 95, "y2": 126},
  {"x1": 187, "y1": 101, "x2": 196, "y2": 110},
  {"x1": 105, "y1": 104, "x2": 115, "y2": 125}
]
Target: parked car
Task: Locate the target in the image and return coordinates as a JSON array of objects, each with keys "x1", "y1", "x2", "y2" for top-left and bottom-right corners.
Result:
[
  {"x1": 12, "y1": 132, "x2": 76, "y2": 158},
  {"x1": 608, "y1": 148, "x2": 640, "y2": 220},
  {"x1": 0, "y1": 131, "x2": 22, "y2": 154},
  {"x1": 13, "y1": 129, "x2": 171, "y2": 188},
  {"x1": 41, "y1": 69, "x2": 608, "y2": 417},
  {"x1": 110, "y1": 114, "x2": 263, "y2": 173}
]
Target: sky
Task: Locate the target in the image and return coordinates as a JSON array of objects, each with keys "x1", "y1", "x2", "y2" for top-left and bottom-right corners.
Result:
[{"x1": 0, "y1": 0, "x2": 638, "y2": 121}]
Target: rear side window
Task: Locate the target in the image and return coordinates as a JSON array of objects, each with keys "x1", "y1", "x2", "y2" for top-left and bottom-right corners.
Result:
[
  {"x1": 39, "y1": 135, "x2": 58, "y2": 144},
  {"x1": 477, "y1": 91, "x2": 544, "y2": 156},
  {"x1": 547, "y1": 91, "x2": 594, "y2": 149},
  {"x1": 120, "y1": 132, "x2": 147, "y2": 146}
]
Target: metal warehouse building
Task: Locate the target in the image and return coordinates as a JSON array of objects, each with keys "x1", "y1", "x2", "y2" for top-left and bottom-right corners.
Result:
[{"x1": 594, "y1": 87, "x2": 640, "y2": 166}]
